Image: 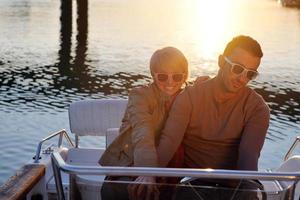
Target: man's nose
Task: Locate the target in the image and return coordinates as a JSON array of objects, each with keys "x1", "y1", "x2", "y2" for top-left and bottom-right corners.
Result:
[{"x1": 237, "y1": 71, "x2": 249, "y2": 83}]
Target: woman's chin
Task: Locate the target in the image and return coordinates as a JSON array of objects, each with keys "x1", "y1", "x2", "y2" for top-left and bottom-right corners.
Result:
[{"x1": 162, "y1": 90, "x2": 177, "y2": 96}]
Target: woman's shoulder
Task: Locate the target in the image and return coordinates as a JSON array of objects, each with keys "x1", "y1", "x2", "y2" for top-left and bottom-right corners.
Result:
[
  {"x1": 129, "y1": 83, "x2": 156, "y2": 96},
  {"x1": 128, "y1": 83, "x2": 158, "y2": 104}
]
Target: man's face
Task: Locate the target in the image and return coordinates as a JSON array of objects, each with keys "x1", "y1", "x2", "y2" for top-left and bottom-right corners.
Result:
[{"x1": 219, "y1": 47, "x2": 261, "y2": 93}]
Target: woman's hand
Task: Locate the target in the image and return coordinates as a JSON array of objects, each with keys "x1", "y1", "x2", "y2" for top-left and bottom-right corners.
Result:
[{"x1": 128, "y1": 176, "x2": 159, "y2": 200}]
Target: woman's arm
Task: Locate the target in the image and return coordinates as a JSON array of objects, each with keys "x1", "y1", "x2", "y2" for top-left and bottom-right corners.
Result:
[{"x1": 127, "y1": 87, "x2": 159, "y2": 167}]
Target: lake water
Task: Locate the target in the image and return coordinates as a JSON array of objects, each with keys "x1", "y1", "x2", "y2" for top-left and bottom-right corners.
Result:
[{"x1": 0, "y1": 0, "x2": 300, "y2": 185}]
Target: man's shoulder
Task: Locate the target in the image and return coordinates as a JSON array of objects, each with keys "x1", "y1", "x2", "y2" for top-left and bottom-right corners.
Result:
[
  {"x1": 185, "y1": 75, "x2": 211, "y2": 92},
  {"x1": 243, "y1": 87, "x2": 270, "y2": 111},
  {"x1": 176, "y1": 76, "x2": 211, "y2": 104},
  {"x1": 193, "y1": 75, "x2": 211, "y2": 87},
  {"x1": 244, "y1": 87, "x2": 266, "y2": 102}
]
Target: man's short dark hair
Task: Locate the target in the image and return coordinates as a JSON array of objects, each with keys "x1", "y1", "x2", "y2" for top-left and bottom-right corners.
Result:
[{"x1": 223, "y1": 35, "x2": 263, "y2": 58}]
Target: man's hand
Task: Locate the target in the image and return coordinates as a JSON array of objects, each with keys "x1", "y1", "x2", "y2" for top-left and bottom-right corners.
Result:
[{"x1": 128, "y1": 176, "x2": 159, "y2": 200}]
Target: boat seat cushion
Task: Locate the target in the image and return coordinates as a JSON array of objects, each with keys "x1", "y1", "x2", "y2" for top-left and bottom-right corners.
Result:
[
  {"x1": 66, "y1": 148, "x2": 105, "y2": 165},
  {"x1": 69, "y1": 99, "x2": 127, "y2": 136}
]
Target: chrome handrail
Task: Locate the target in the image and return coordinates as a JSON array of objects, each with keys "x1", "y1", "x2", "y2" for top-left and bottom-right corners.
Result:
[
  {"x1": 51, "y1": 152, "x2": 300, "y2": 200},
  {"x1": 34, "y1": 129, "x2": 74, "y2": 163},
  {"x1": 52, "y1": 152, "x2": 300, "y2": 180},
  {"x1": 285, "y1": 136, "x2": 300, "y2": 161}
]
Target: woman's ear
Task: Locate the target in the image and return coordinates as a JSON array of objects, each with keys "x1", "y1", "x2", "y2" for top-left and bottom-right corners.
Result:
[
  {"x1": 150, "y1": 70, "x2": 155, "y2": 79},
  {"x1": 218, "y1": 55, "x2": 225, "y2": 69}
]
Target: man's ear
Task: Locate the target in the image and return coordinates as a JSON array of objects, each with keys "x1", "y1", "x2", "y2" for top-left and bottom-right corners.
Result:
[{"x1": 218, "y1": 55, "x2": 225, "y2": 69}]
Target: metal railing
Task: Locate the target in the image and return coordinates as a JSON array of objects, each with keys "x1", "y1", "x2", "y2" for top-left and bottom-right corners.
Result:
[
  {"x1": 285, "y1": 136, "x2": 300, "y2": 161},
  {"x1": 51, "y1": 152, "x2": 300, "y2": 200},
  {"x1": 34, "y1": 129, "x2": 74, "y2": 163}
]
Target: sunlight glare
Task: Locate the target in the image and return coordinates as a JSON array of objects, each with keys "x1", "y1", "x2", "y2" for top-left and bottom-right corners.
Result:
[{"x1": 187, "y1": 0, "x2": 236, "y2": 59}]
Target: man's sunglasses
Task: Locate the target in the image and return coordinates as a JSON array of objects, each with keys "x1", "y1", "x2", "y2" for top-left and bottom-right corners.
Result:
[
  {"x1": 224, "y1": 56, "x2": 259, "y2": 80},
  {"x1": 154, "y1": 73, "x2": 185, "y2": 82}
]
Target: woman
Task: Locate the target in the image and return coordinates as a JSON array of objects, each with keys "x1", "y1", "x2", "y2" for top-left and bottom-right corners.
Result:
[{"x1": 99, "y1": 46, "x2": 189, "y2": 200}]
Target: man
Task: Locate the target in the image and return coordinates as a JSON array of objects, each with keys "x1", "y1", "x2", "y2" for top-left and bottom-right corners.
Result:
[
  {"x1": 154, "y1": 35, "x2": 270, "y2": 199},
  {"x1": 157, "y1": 35, "x2": 270, "y2": 171}
]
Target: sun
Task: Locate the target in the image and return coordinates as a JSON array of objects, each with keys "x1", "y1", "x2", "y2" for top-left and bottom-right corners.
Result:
[{"x1": 184, "y1": 0, "x2": 239, "y2": 59}]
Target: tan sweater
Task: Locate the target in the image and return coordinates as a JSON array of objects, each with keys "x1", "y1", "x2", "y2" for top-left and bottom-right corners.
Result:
[{"x1": 157, "y1": 76, "x2": 270, "y2": 170}]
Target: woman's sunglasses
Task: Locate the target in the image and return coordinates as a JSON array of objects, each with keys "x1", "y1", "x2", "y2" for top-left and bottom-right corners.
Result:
[
  {"x1": 224, "y1": 56, "x2": 259, "y2": 80},
  {"x1": 154, "y1": 73, "x2": 185, "y2": 82}
]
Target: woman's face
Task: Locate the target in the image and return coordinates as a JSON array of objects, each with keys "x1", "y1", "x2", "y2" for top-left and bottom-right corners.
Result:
[{"x1": 153, "y1": 65, "x2": 186, "y2": 96}]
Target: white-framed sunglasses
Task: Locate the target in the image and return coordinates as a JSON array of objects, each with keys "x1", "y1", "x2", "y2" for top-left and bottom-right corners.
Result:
[
  {"x1": 154, "y1": 73, "x2": 185, "y2": 82},
  {"x1": 224, "y1": 56, "x2": 259, "y2": 80}
]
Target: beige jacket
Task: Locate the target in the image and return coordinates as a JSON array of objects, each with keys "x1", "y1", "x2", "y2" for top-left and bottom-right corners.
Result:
[{"x1": 99, "y1": 83, "x2": 173, "y2": 167}]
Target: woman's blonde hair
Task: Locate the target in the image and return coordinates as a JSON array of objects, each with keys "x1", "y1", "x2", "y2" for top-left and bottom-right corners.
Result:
[{"x1": 150, "y1": 47, "x2": 188, "y2": 80}]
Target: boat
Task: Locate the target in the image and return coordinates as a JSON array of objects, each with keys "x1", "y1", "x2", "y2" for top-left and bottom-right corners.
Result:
[{"x1": 0, "y1": 99, "x2": 300, "y2": 200}]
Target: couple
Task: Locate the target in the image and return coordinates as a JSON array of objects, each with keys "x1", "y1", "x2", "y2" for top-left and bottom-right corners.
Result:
[{"x1": 99, "y1": 35, "x2": 270, "y2": 200}]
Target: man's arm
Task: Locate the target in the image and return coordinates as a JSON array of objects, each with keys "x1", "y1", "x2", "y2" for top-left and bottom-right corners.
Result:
[
  {"x1": 237, "y1": 99, "x2": 270, "y2": 170},
  {"x1": 157, "y1": 89, "x2": 192, "y2": 167}
]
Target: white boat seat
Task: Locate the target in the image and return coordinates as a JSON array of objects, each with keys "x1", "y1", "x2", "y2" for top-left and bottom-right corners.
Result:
[
  {"x1": 67, "y1": 99, "x2": 128, "y2": 200},
  {"x1": 276, "y1": 155, "x2": 300, "y2": 172},
  {"x1": 76, "y1": 175, "x2": 105, "y2": 185},
  {"x1": 75, "y1": 175, "x2": 105, "y2": 200},
  {"x1": 69, "y1": 99, "x2": 127, "y2": 137},
  {"x1": 66, "y1": 148, "x2": 108, "y2": 200},
  {"x1": 259, "y1": 155, "x2": 300, "y2": 199},
  {"x1": 275, "y1": 155, "x2": 300, "y2": 199},
  {"x1": 66, "y1": 148, "x2": 105, "y2": 165},
  {"x1": 66, "y1": 148, "x2": 106, "y2": 199}
]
